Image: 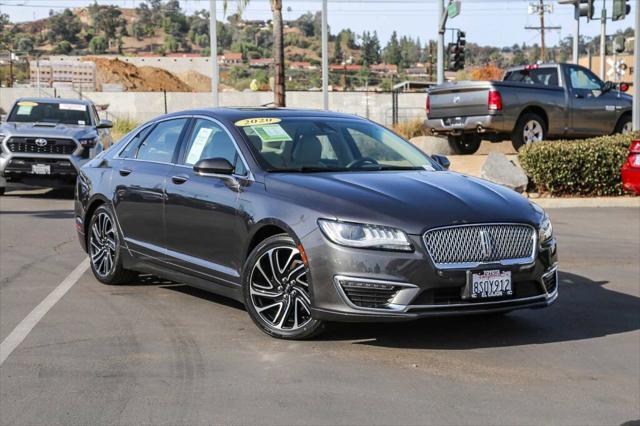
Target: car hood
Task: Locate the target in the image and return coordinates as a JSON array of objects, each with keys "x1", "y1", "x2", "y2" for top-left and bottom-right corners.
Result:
[
  {"x1": 265, "y1": 170, "x2": 540, "y2": 234},
  {"x1": 0, "y1": 122, "x2": 97, "y2": 140}
]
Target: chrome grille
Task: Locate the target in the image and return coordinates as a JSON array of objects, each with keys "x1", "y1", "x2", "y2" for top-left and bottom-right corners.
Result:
[{"x1": 423, "y1": 224, "x2": 536, "y2": 268}]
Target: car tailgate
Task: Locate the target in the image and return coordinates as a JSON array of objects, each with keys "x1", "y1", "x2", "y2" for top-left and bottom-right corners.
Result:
[{"x1": 427, "y1": 81, "x2": 494, "y2": 119}]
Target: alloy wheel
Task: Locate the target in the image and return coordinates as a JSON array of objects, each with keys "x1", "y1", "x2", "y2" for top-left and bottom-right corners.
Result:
[
  {"x1": 249, "y1": 246, "x2": 313, "y2": 331},
  {"x1": 523, "y1": 120, "x2": 544, "y2": 144},
  {"x1": 90, "y1": 211, "x2": 117, "y2": 278}
]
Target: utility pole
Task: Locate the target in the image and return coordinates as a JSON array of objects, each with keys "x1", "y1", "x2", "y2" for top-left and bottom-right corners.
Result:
[
  {"x1": 437, "y1": 0, "x2": 445, "y2": 84},
  {"x1": 599, "y1": 5, "x2": 606, "y2": 79},
  {"x1": 634, "y1": 0, "x2": 639, "y2": 131},
  {"x1": 525, "y1": 1, "x2": 559, "y2": 62},
  {"x1": 209, "y1": 0, "x2": 219, "y2": 107},
  {"x1": 573, "y1": 5, "x2": 580, "y2": 63},
  {"x1": 321, "y1": 0, "x2": 328, "y2": 110}
]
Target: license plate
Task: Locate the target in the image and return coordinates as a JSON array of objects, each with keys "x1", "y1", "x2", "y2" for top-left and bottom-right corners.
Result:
[
  {"x1": 466, "y1": 269, "x2": 512, "y2": 299},
  {"x1": 31, "y1": 164, "x2": 51, "y2": 175},
  {"x1": 451, "y1": 117, "x2": 464, "y2": 127}
]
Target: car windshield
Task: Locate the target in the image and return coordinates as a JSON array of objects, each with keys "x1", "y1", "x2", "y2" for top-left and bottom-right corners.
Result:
[
  {"x1": 236, "y1": 117, "x2": 437, "y2": 172},
  {"x1": 7, "y1": 100, "x2": 91, "y2": 126}
]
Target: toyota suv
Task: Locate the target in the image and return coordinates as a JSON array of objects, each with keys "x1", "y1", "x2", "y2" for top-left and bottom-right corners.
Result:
[{"x1": 0, "y1": 97, "x2": 112, "y2": 194}]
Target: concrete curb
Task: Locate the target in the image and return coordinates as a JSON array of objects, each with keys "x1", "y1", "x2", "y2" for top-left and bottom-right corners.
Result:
[{"x1": 529, "y1": 197, "x2": 640, "y2": 208}]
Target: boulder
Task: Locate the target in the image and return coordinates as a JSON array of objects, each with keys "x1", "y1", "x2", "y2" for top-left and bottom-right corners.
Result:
[
  {"x1": 480, "y1": 153, "x2": 529, "y2": 193},
  {"x1": 410, "y1": 136, "x2": 455, "y2": 156}
]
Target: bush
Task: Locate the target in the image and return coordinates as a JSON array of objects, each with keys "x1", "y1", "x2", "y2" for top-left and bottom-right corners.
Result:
[
  {"x1": 111, "y1": 118, "x2": 139, "y2": 143},
  {"x1": 392, "y1": 118, "x2": 428, "y2": 140},
  {"x1": 518, "y1": 132, "x2": 640, "y2": 196}
]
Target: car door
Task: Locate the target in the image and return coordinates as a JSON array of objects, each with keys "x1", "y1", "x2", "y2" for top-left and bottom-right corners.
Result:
[
  {"x1": 566, "y1": 65, "x2": 618, "y2": 135},
  {"x1": 111, "y1": 117, "x2": 189, "y2": 260},
  {"x1": 164, "y1": 117, "x2": 249, "y2": 284}
]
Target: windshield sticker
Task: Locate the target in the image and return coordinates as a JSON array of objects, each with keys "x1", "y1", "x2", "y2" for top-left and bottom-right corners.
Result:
[
  {"x1": 59, "y1": 103, "x2": 87, "y2": 112},
  {"x1": 16, "y1": 105, "x2": 33, "y2": 115},
  {"x1": 186, "y1": 127, "x2": 214, "y2": 164},
  {"x1": 235, "y1": 117, "x2": 281, "y2": 127},
  {"x1": 17, "y1": 101, "x2": 38, "y2": 107},
  {"x1": 422, "y1": 164, "x2": 436, "y2": 171},
  {"x1": 78, "y1": 120, "x2": 86, "y2": 125},
  {"x1": 251, "y1": 124, "x2": 292, "y2": 143}
]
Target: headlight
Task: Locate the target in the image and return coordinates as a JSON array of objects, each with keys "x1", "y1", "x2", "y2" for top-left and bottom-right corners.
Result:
[
  {"x1": 539, "y1": 214, "x2": 553, "y2": 243},
  {"x1": 318, "y1": 219, "x2": 412, "y2": 251},
  {"x1": 79, "y1": 137, "x2": 98, "y2": 148}
]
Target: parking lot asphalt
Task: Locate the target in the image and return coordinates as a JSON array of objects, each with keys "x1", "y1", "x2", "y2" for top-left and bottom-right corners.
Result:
[{"x1": 1, "y1": 189, "x2": 639, "y2": 425}]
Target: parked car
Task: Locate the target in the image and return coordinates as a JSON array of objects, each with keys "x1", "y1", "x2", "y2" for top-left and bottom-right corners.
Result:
[
  {"x1": 0, "y1": 97, "x2": 112, "y2": 195},
  {"x1": 75, "y1": 108, "x2": 558, "y2": 339},
  {"x1": 425, "y1": 63, "x2": 633, "y2": 154},
  {"x1": 622, "y1": 139, "x2": 640, "y2": 195}
]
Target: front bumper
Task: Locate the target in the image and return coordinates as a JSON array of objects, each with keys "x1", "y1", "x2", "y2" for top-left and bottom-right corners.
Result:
[
  {"x1": 303, "y1": 229, "x2": 558, "y2": 323},
  {"x1": 425, "y1": 114, "x2": 506, "y2": 135}
]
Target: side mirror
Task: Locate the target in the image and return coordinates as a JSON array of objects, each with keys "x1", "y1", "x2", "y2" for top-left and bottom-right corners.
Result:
[
  {"x1": 193, "y1": 158, "x2": 235, "y2": 175},
  {"x1": 602, "y1": 81, "x2": 614, "y2": 93},
  {"x1": 432, "y1": 154, "x2": 450, "y2": 170},
  {"x1": 97, "y1": 119, "x2": 113, "y2": 129}
]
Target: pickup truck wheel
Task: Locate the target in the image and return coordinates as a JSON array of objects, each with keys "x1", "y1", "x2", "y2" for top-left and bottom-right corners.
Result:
[
  {"x1": 447, "y1": 134, "x2": 481, "y2": 155},
  {"x1": 512, "y1": 113, "x2": 546, "y2": 151}
]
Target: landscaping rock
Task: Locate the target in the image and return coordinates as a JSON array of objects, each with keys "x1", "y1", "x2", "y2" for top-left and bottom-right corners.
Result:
[
  {"x1": 480, "y1": 153, "x2": 529, "y2": 193},
  {"x1": 410, "y1": 136, "x2": 455, "y2": 156}
]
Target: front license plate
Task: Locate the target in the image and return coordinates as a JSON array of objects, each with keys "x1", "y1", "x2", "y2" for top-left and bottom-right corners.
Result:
[
  {"x1": 31, "y1": 164, "x2": 51, "y2": 175},
  {"x1": 467, "y1": 270, "x2": 512, "y2": 299}
]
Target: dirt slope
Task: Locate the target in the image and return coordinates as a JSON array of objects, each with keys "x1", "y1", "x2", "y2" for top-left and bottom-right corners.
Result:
[{"x1": 88, "y1": 57, "x2": 193, "y2": 92}]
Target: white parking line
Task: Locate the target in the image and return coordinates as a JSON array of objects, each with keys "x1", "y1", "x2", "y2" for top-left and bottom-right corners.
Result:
[{"x1": 0, "y1": 259, "x2": 90, "y2": 366}]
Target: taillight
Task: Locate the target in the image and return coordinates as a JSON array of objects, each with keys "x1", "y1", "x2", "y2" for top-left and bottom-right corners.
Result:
[
  {"x1": 488, "y1": 90, "x2": 502, "y2": 111},
  {"x1": 426, "y1": 95, "x2": 431, "y2": 116},
  {"x1": 628, "y1": 154, "x2": 640, "y2": 168},
  {"x1": 630, "y1": 140, "x2": 640, "y2": 154}
]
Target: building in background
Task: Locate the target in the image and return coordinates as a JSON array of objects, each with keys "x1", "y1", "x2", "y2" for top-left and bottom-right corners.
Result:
[{"x1": 29, "y1": 60, "x2": 96, "y2": 91}]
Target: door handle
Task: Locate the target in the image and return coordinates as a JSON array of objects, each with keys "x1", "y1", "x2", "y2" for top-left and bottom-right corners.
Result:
[
  {"x1": 574, "y1": 93, "x2": 584, "y2": 99},
  {"x1": 119, "y1": 168, "x2": 132, "y2": 176},
  {"x1": 171, "y1": 174, "x2": 189, "y2": 184}
]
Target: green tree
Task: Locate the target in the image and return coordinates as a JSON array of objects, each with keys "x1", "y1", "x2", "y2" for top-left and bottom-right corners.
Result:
[
  {"x1": 89, "y1": 35, "x2": 107, "y2": 53},
  {"x1": 16, "y1": 36, "x2": 34, "y2": 53},
  {"x1": 382, "y1": 31, "x2": 401, "y2": 66},
  {"x1": 164, "y1": 35, "x2": 179, "y2": 52},
  {"x1": 47, "y1": 9, "x2": 81, "y2": 43},
  {"x1": 53, "y1": 40, "x2": 72, "y2": 54},
  {"x1": 332, "y1": 36, "x2": 343, "y2": 64}
]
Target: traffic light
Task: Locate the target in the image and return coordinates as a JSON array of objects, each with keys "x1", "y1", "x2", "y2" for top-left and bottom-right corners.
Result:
[
  {"x1": 578, "y1": 0, "x2": 595, "y2": 20},
  {"x1": 612, "y1": 0, "x2": 630, "y2": 21},
  {"x1": 447, "y1": 31, "x2": 466, "y2": 72}
]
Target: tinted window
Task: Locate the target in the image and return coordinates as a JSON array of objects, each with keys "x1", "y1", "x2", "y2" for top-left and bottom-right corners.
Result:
[
  {"x1": 8, "y1": 100, "x2": 91, "y2": 125},
  {"x1": 504, "y1": 68, "x2": 558, "y2": 87},
  {"x1": 136, "y1": 118, "x2": 187, "y2": 163},
  {"x1": 120, "y1": 125, "x2": 154, "y2": 159}
]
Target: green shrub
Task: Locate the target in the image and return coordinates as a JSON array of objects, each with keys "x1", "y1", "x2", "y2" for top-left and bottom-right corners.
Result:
[
  {"x1": 518, "y1": 132, "x2": 640, "y2": 196},
  {"x1": 111, "y1": 118, "x2": 139, "y2": 143},
  {"x1": 392, "y1": 118, "x2": 428, "y2": 140}
]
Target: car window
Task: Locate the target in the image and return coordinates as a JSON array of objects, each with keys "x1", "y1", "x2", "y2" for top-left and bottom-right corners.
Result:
[
  {"x1": 504, "y1": 68, "x2": 558, "y2": 87},
  {"x1": 182, "y1": 118, "x2": 246, "y2": 174},
  {"x1": 136, "y1": 118, "x2": 187, "y2": 163},
  {"x1": 568, "y1": 66, "x2": 603, "y2": 91},
  {"x1": 120, "y1": 125, "x2": 153, "y2": 159},
  {"x1": 8, "y1": 100, "x2": 91, "y2": 125}
]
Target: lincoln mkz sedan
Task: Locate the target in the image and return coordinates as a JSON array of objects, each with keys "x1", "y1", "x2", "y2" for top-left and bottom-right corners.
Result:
[{"x1": 75, "y1": 108, "x2": 558, "y2": 339}]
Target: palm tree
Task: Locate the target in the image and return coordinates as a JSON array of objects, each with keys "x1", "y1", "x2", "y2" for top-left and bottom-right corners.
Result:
[{"x1": 224, "y1": 0, "x2": 286, "y2": 107}]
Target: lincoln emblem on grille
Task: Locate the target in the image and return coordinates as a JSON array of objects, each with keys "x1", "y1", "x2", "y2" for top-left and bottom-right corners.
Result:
[
  {"x1": 479, "y1": 229, "x2": 494, "y2": 259},
  {"x1": 35, "y1": 138, "x2": 48, "y2": 147}
]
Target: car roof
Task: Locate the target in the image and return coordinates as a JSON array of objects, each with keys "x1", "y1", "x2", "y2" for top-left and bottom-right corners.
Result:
[
  {"x1": 15, "y1": 97, "x2": 93, "y2": 106},
  {"x1": 160, "y1": 107, "x2": 366, "y2": 124}
]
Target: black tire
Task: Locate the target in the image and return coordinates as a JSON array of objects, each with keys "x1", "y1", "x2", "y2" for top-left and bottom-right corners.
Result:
[
  {"x1": 0, "y1": 187, "x2": 5, "y2": 196},
  {"x1": 243, "y1": 234, "x2": 324, "y2": 340},
  {"x1": 614, "y1": 114, "x2": 632, "y2": 134},
  {"x1": 448, "y1": 134, "x2": 481, "y2": 155},
  {"x1": 511, "y1": 113, "x2": 547, "y2": 151},
  {"x1": 87, "y1": 204, "x2": 137, "y2": 285}
]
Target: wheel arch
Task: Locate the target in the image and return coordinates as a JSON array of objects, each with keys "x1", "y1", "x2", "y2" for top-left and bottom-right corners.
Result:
[
  {"x1": 613, "y1": 111, "x2": 632, "y2": 134},
  {"x1": 517, "y1": 105, "x2": 549, "y2": 131},
  {"x1": 244, "y1": 219, "x2": 301, "y2": 260},
  {"x1": 83, "y1": 195, "x2": 110, "y2": 245}
]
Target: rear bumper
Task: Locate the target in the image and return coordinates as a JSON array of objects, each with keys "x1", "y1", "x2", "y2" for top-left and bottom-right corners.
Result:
[
  {"x1": 425, "y1": 114, "x2": 507, "y2": 135},
  {"x1": 621, "y1": 164, "x2": 640, "y2": 195}
]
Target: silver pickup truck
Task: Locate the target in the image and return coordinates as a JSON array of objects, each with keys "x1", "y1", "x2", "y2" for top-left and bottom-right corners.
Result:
[
  {"x1": 0, "y1": 98, "x2": 112, "y2": 194},
  {"x1": 425, "y1": 63, "x2": 633, "y2": 154}
]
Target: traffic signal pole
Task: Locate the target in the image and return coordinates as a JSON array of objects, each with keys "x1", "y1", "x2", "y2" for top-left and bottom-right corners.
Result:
[
  {"x1": 209, "y1": 0, "x2": 219, "y2": 107},
  {"x1": 437, "y1": 0, "x2": 446, "y2": 84},
  {"x1": 634, "y1": 0, "x2": 639, "y2": 131}
]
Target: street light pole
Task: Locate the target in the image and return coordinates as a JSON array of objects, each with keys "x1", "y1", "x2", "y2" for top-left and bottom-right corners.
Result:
[
  {"x1": 599, "y1": 5, "x2": 606, "y2": 79},
  {"x1": 209, "y1": 0, "x2": 219, "y2": 107},
  {"x1": 573, "y1": 4, "x2": 580, "y2": 63},
  {"x1": 437, "y1": 0, "x2": 445, "y2": 84},
  {"x1": 321, "y1": 0, "x2": 328, "y2": 110},
  {"x1": 634, "y1": 0, "x2": 639, "y2": 131}
]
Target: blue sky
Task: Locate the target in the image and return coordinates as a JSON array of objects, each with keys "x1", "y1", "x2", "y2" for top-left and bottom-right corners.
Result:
[{"x1": 0, "y1": 0, "x2": 635, "y2": 47}]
